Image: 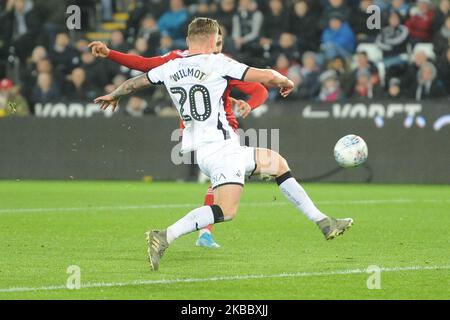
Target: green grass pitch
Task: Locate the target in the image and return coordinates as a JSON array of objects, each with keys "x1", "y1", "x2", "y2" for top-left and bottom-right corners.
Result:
[{"x1": 0, "y1": 181, "x2": 448, "y2": 300}]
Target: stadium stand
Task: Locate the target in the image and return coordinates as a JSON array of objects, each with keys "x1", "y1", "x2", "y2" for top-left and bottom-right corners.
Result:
[{"x1": 0, "y1": 0, "x2": 448, "y2": 117}]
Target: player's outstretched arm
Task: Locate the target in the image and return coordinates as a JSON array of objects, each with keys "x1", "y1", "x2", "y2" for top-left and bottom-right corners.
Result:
[
  {"x1": 94, "y1": 74, "x2": 151, "y2": 111},
  {"x1": 234, "y1": 82, "x2": 269, "y2": 110},
  {"x1": 88, "y1": 41, "x2": 173, "y2": 72},
  {"x1": 230, "y1": 81, "x2": 269, "y2": 118},
  {"x1": 244, "y1": 68, "x2": 294, "y2": 98}
]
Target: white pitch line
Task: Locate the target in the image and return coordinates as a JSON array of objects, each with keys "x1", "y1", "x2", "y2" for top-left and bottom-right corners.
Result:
[
  {"x1": 0, "y1": 265, "x2": 449, "y2": 294},
  {"x1": 0, "y1": 199, "x2": 448, "y2": 215}
]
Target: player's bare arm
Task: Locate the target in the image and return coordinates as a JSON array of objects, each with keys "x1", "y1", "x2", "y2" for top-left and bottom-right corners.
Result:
[
  {"x1": 94, "y1": 74, "x2": 151, "y2": 111},
  {"x1": 244, "y1": 68, "x2": 294, "y2": 98}
]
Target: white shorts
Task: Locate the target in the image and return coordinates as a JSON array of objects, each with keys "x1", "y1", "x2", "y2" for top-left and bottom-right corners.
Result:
[{"x1": 197, "y1": 140, "x2": 257, "y2": 189}]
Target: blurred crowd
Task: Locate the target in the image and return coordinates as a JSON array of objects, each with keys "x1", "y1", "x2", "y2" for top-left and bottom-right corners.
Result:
[{"x1": 0, "y1": 0, "x2": 449, "y2": 117}]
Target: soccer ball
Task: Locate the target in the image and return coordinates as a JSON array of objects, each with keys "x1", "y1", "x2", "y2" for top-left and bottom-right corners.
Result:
[{"x1": 334, "y1": 135, "x2": 368, "y2": 168}]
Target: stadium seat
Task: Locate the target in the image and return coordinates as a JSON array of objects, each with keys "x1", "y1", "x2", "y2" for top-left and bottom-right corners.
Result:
[{"x1": 356, "y1": 43, "x2": 383, "y2": 63}]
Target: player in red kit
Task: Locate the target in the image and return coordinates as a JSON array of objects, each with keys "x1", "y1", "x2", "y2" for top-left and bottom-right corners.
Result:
[{"x1": 89, "y1": 29, "x2": 268, "y2": 248}]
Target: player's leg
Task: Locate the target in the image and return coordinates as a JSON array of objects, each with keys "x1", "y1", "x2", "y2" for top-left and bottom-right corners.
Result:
[
  {"x1": 165, "y1": 185, "x2": 241, "y2": 244},
  {"x1": 146, "y1": 142, "x2": 245, "y2": 270},
  {"x1": 196, "y1": 186, "x2": 221, "y2": 248},
  {"x1": 146, "y1": 204, "x2": 224, "y2": 271},
  {"x1": 254, "y1": 148, "x2": 353, "y2": 240},
  {"x1": 212, "y1": 184, "x2": 243, "y2": 221},
  {"x1": 146, "y1": 184, "x2": 241, "y2": 270}
]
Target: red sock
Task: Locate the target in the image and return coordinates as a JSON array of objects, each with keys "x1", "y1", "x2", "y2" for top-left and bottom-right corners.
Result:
[
  {"x1": 203, "y1": 187, "x2": 214, "y2": 205},
  {"x1": 203, "y1": 187, "x2": 214, "y2": 232}
]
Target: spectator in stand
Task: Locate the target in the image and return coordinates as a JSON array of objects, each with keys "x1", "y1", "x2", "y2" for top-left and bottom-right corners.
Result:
[
  {"x1": 402, "y1": 49, "x2": 430, "y2": 91},
  {"x1": 321, "y1": 12, "x2": 356, "y2": 60},
  {"x1": 124, "y1": 96, "x2": 155, "y2": 117},
  {"x1": 218, "y1": 24, "x2": 238, "y2": 57},
  {"x1": 137, "y1": 14, "x2": 161, "y2": 56},
  {"x1": 414, "y1": 61, "x2": 446, "y2": 100},
  {"x1": 2, "y1": 0, "x2": 43, "y2": 62},
  {"x1": 157, "y1": 0, "x2": 189, "y2": 49},
  {"x1": 347, "y1": 51, "x2": 380, "y2": 96},
  {"x1": 436, "y1": 47, "x2": 450, "y2": 93},
  {"x1": 353, "y1": 51, "x2": 380, "y2": 83},
  {"x1": 327, "y1": 55, "x2": 354, "y2": 95},
  {"x1": 126, "y1": 0, "x2": 168, "y2": 40},
  {"x1": 268, "y1": 53, "x2": 291, "y2": 99},
  {"x1": 33, "y1": 0, "x2": 67, "y2": 46},
  {"x1": 134, "y1": 37, "x2": 152, "y2": 57},
  {"x1": 35, "y1": 58, "x2": 56, "y2": 77},
  {"x1": 275, "y1": 32, "x2": 301, "y2": 63},
  {"x1": 157, "y1": 34, "x2": 175, "y2": 56},
  {"x1": 215, "y1": 0, "x2": 236, "y2": 35},
  {"x1": 28, "y1": 45, "x2": 47, "y2": 64},
  {"x1": 350, "y1": 0, "x2": 379, "y2": 43},
  {"x1": 318, "y1": 70, "x2": 344, "y2": 102},
  {"x1": 48, "y1": 32, "x2": 80, "y2": 76},
  {"x1": 387, "y1": 0, "x2": 410, "y2": 20},
  {"x1": 109, "y1": 30, "x2": 129, "y2": 53},
  {"x1": 259, "y1": 0, "x2": 288, "y2": 47},
  {"x1": 375, "y1": 11, "x2": 409, "y2": 69},
  {"x1": 33, "y1": 58, "x2": 58, "y2": 82},
  {"x1": 80, "y1": 50, "x2": 109, "y2": 94},
  {"x1": 288, "y1": 0, "x2": 321, "y2": 52},
  {"x1": 433, "y1": 16, "x2": 450, "y2": 58},
  {"x1": 0, "y1": 78, "x2": 29, "y2": 117},
  {"x1": 352, "y1": 69, "x2": 382, "y2": 99},
  {"x1": 260, "y1": 31, "x2": 299, "y2": 67},
  {"x1": 289, "y1": 51, "x2": 321, "y2": 100},
  {"x1": 104, "y1": 74, "x2": 127, "y2": 94},
  {"x1": 232, "y1": 0, "x2": 264, "y2": 56},
  {"x1": 373, "y1": 0, "x2": 390, "y2": 11},
  {"x1": 31, "y1": 72, "x2": 60, "y2": 104},
  {"x1": 191, "y1": 0, "x2": 215, "y2": 19},
  {"x1": 75, "y1": 38, "x2": 90, "y2": 53},
  {"x1": 320, "y1": 0, "x2": 351, "y2": 30},
  {"x1": 63, "y1": 68, "x2": 96, "y2": 101},
  {"x1": 385, "y1": 77, "x2": 404, "y2": 99},
  {"x1": 27, "y1": 46, "x2": 47, "y2": 66},
  {"x1": 20, "y1": 45, "x2": 48, "y2": 99},
  {"x1": 432, "y1": 0, "x2": 450, "y2": 32},
  {"x1": 405, "y1": 0, "x2": 436, "y2": 44},
  {"x1": 274, "y1": 53, "x2": 291, "y2": 76}
]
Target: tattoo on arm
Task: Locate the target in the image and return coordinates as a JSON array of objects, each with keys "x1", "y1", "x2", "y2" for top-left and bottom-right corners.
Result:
[{"x1": 110, "y1": 74, "x2": 151, "y2": 99}]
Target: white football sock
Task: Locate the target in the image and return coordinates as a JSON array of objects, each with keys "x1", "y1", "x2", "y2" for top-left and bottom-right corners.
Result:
[
  {"x1": 277, "y1": 173, "x2": 327, "y2": 223},
  {"x1": 166, "y1": 206, "x2": 216, "y2": 244}
]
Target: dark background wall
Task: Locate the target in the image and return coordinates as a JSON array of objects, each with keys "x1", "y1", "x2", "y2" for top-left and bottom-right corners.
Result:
[{"x1": 1, "y1": 101, "x2": 449, "y2": 184}]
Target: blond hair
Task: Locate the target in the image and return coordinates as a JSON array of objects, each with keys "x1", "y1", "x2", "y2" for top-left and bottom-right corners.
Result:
[{"x1": 187, "y1": 17, "x2": 220, "y2": 42}]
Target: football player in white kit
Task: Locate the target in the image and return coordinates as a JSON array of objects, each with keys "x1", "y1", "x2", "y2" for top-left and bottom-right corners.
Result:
[{"x1": 94, "y1": 18, "x2": 353, "y2": 271}]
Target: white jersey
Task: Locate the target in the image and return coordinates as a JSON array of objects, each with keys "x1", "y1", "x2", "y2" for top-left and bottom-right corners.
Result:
[{"x1": 147, "y1": 53, "x2": 249, "y2": 153}]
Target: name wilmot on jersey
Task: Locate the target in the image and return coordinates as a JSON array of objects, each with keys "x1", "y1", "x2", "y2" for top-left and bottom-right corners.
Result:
[{"x1": 170, "y1": 68, "x2": 207, "y2": 82}]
